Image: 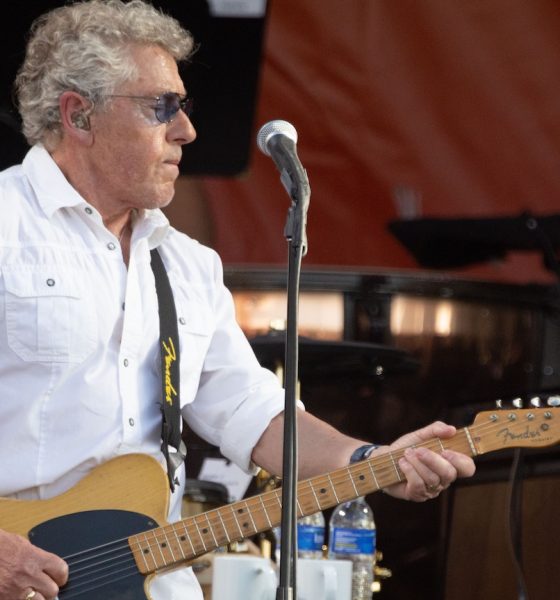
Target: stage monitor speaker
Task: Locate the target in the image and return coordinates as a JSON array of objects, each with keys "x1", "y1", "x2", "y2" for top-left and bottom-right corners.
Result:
[
  {"x1": 0, "y1": 0, "x2": 268, "y2": 176},
  {"x1": 445, "y1": 475, "x2": 560, "y2": 600}
]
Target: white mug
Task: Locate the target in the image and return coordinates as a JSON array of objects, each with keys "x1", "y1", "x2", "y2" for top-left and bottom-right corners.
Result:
[
  {"x1": 297, "y1": 558, "x2": 353, "y2": 600},
  {"x1": 211, "y1": 555, "x2": 277, "y2": 600}
]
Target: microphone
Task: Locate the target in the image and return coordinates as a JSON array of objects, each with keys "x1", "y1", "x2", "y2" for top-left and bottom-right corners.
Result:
[
  {"x1": 256, "y1": 120, "x2": 309, "y2": 202},
  {"x1": 257, "y1": 119, "x2": 298, "y2": 157}
]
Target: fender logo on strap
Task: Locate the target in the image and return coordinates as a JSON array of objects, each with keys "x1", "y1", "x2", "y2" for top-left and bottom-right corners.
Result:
[{"x1": 162, "y1": 337, "x2": 177, "y2": 406}]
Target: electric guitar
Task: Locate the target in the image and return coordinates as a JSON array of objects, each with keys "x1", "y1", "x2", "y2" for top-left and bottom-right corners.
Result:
[{"x1": 1, "y1": 408, "x2": 558, "y2": 599}]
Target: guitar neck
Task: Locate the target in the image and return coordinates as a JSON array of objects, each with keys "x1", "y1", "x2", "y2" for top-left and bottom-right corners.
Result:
[
  {"x1": 129, "y1": 427, "x2": 472, "y2": 574},
  {"x1": 129, "y1": 407, "x2": 558, "y2": 574}
]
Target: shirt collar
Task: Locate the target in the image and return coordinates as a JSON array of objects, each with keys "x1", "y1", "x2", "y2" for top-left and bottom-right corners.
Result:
[
  {"x1": 23, "y1": 145, "x2": 86, "y2": 218},
  {"x1": 22, "y1": 144, "x2": 171, "y2": 245}
]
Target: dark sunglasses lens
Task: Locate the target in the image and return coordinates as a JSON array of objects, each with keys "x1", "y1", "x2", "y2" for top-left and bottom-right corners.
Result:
[
  {"x1": 156, "y1": 94, "x2": 193, "y2": 123},
  {"x1": 181, "y1": 97, "x2": 194, "y2": 117}
]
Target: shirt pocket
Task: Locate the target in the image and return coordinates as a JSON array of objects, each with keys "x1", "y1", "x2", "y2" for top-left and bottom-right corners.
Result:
[
  {"x1": 2, "y1": 265, "x2": 98, "y2": 363},
  {"x1": 169, "y1": 279, "x2": 216, "y2": 401}
]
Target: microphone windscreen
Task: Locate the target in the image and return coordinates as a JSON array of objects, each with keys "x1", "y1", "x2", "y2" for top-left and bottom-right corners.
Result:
[{"x1": 257, "y1": 120, "x2": 298, "y2": 156}]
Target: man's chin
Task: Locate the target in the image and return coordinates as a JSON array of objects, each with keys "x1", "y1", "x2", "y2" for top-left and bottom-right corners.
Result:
[{"x1": 149, "y1": 184, "x2": 176, "y2": 210}]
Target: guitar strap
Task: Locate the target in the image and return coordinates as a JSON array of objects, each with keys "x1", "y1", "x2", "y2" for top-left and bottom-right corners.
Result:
[{"x1": 150, "y1": 248, "x2": 187, "y2": 492}]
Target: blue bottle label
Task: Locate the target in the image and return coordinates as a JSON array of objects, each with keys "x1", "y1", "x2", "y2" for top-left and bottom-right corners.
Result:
[
  {"x1": 297, "y1": 524, "x2": 324, "y2": 551},
  {"x1": 331, "y1": 527, "x2": 376, "y2": 555}
]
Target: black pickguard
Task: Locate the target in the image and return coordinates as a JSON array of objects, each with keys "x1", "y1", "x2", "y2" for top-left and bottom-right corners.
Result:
[{"x1": 29, "y1": 509, "x2": 156, "y2": 599}]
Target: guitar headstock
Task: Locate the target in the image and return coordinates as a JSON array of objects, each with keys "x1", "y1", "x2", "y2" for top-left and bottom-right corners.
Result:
[{"x1": 470, "y1": 406, "x2": 560, "y2": 455}]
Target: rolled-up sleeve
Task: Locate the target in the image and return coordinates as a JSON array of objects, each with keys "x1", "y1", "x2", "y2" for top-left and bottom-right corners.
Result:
[{"x1": 181, "y1": 251, "x2": 300, "y2": 473}]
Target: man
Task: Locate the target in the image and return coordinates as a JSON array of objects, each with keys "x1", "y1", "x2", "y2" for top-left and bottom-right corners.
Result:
[{"x1": 0, "y1": 2, "x2": 475, "y2": 599}]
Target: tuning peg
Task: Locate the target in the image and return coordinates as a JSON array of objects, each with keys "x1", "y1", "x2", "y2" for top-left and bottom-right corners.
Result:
[
  {"x1": 512, "y1": 397, "x2": 523, "y2": 408},
  {"x1": 529, "y1": 397, "x2": 541, "y2": 407},
  {"x1": 495, "y1": 399, "x2": 503, "y2": 409},
  {"x1": 547, "y1": 395, "x2": 560, "y2": 407}
]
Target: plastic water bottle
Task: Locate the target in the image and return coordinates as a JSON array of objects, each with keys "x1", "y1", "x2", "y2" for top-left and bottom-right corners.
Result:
[
  {"x1": 328, "y1": 497, "x2": 376, "y2": 600},
  {"x1": 297, "y1": 511, "x2": 325, "y2": 559},
  {"x1": 272, "y1": 511, "x2": 325, "y2": 562}
]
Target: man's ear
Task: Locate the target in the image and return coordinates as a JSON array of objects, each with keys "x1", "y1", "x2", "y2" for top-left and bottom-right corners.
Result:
[{"x1": 59, "y1": 91, "x2": 94, "y2": 142}]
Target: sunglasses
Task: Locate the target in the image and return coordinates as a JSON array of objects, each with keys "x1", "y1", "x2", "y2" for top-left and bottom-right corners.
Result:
[{"x1": 108, "y1": 92, "x2": 194, "y2": 123}]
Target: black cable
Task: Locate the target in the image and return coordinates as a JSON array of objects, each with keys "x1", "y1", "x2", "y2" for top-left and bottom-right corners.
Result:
[{"x1": 505, "y1": 448, "x2": 528, "y2": 600}]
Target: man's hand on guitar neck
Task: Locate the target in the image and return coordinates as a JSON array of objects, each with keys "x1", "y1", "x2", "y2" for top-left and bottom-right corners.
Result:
[
  {"x1": 376, "y1": 421, "x2": 476, "y2": 502},
  {"x1": 253, "y1": 411, "x2": 476, "y2": 501},
  {"x1": 0, "y1": 529, "x2": 68, "y2": 600}
]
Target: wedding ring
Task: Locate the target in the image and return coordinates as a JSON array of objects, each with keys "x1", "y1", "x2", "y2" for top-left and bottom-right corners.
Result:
[
  {"x1": 426, "y1": 481, "x2": 441, "y2": 494},
  {"x1": 25, "y1": 590, "x2": 37, "y2": 600}
]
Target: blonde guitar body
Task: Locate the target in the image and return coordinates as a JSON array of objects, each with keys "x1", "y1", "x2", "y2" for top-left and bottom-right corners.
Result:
[{"x1": 0, "y1": 454, "x2": 171, "y2": 599}]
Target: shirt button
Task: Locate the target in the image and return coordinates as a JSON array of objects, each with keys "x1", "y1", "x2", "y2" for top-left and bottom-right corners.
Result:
[
  {"x1": 122, "y1": 302, "x2": 126, "y2": 311},
  {"x1": 85, "y1": 207, "x2": 93, "y2": 215},
  {"x1": 129, "y1": 418, "x2": 135, "y2": 427},
  {"x1": 46, "y1": 278, "x2": 55, "y2": 287},
  {"x1": 107, "y1": 242, "x2": 117, "y2": 251},
  {"x1": 179, "y1": 317, "x2": 186, "y2": 325},
  {"x1": 123, "y1": 358, "x2": 129, "y2": 367}
]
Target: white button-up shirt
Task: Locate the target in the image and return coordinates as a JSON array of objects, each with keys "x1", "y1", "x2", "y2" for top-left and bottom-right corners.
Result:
[{"x1": 0, "y1": 145, "x2": 286, "y2": 599}]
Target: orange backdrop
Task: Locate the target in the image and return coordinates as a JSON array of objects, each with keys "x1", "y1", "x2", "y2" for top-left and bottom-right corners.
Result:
[{"x1": 200, "y1": 0, "x2": 560, "y2": 284}]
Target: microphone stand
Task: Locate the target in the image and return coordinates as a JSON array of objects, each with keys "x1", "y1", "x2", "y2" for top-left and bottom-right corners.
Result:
[{"x1": 271, "y1": 136, "x2": 311, "y2": 600}]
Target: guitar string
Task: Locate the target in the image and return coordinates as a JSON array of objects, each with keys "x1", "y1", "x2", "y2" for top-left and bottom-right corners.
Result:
[
  {"x1": 120, "y1": 411, "x2": 552, "y2": 558},
  {"x1": 56, "y1": 415, "x2": 553, "y2": 594},
  {"x1": 62, "y1": 414, "x2": 547, "y2": 571},
  {"x1": 63, "y1": 413, "x2": 547, "y2": 572},
  {"x1": 59, "y1": 567, "x2": 140, "y2": 598},
  {"x1": 62, "y1": 435, "x2": 446, "y2": 563},
  {"x1": 60, "y1": 415, "x2": 553, "y2": 594}
]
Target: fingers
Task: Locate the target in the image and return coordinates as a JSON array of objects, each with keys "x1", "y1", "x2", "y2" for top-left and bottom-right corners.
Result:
[
  {"x1": 0, "y1": 530, "x2": 67, "y2": 600},
  {"x1": 43, "y1": 549, "x2": 69, "y2": 587},
  {"x1": 388, "y1": 421, "x2": 456, "y2": 452},
  {"x1": 397, "y1": 446, "x2": 454, "y2": 501},
  {"x1": 32, "y1": 565, "x2": 65, "y2": 599},
  {"x1": 23, "y1": 546, "x2": 67, "y2": 599},
  {"x1": 441, "y1": 449, "x2": 476, "y2": 478},
  {"x1": 380, "y1": 420, "x2": 477, "y2": 502},
  {"x1": 397, "y1": 447, "x2": 476, "y2": 502}
]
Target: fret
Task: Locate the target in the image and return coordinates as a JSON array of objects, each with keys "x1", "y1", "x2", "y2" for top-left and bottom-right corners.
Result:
[
  {"x1": 366, "y1": 460, "x2": 381, "y2": 490},
  {"x1": 259, "y1": 496, "x2": 272, "y2": 529},
  {"x1": 193, "y1": 518, "x2": 207, "y2": 552},
  {"x1": 179, "y1": 521, "x2": 196, "y2": 556},
  {"x1": 137, "y1": 531, "x2": 157, "y2": 572},
  {"x1": 347, "y1": 466, "x2": 360, "y2": 496},
  {"x1": 296, "y1": 498, "x2": 303, "y2": 518},
  {"x1": 244, "y1": 500, "x2": 258, "y2": 534},
  {"x1": 161, "y1": 527, "x2": 176, "y2": 563},
  {"x1": 436, "y1": 438, "x2": 445, "y2": 452},
  {"x1": 216, "y1": 509, "x2": 231, "y2": 544},
  {"x1": 314, "y1": 475, "x2": 337, "y2": 507},
  {"x1": 170, "y1": 528, "x2": 187, "y2": 560},
  {"x1": 233, "y1": 503, "x2": 253, "y2": 538},
  {"x1": 230, "y1": 505, "x2": 244, "y2": 538},
  {"x1": 203, "y1": 512, "x2": 219, "y2": 548},
  {"x1": 389, "y1": 451, "x2": 402, "y2": 481},
  {"x1": 137, "y1": 537, "x2": 150, "y2": 572},
  {"x1": 152, "y1": 530, "x2": 166, "y2": 565},
  {"x1": 327, "y1": 474, "x2": 339, "y2": 503},
  {"x1": 307, "y1": 480, "x2": 321, "y2": 511}
]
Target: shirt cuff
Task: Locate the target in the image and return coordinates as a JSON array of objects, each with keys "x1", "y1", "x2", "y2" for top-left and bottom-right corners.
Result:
[{"x1": 219, "y1": 387, "x2": 305, "y2": 474}]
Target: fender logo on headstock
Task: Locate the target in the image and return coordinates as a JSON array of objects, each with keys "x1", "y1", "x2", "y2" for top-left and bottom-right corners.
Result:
[{"x1": 496, "y1": 424, "x2": 549, "y2": 445}]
